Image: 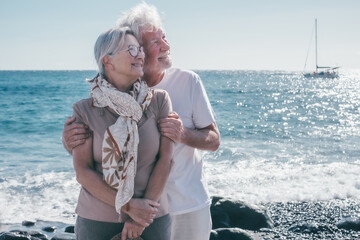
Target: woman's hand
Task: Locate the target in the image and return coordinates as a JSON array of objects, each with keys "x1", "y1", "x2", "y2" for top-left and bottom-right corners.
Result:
[
  {"x1": 121, "y1": 219, "x2": 145, "y2": 240},
  {"x1": 122, "y1": 198, "x2": 159, "y2": 227}
]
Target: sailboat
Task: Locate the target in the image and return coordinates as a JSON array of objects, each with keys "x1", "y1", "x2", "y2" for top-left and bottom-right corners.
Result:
[{"x1": 303, "y1": 19, "x2": 339, "y2": 78}]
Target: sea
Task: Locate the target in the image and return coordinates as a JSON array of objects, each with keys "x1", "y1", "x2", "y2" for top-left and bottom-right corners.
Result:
[{"x1": 1, "y1": 70, "x2": 360, "y2": 239}]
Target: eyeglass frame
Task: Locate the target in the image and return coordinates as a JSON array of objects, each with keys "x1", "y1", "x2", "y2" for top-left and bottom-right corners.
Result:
[{"x1": 117, "y1": 45, "x2": 144, "y2": 58}]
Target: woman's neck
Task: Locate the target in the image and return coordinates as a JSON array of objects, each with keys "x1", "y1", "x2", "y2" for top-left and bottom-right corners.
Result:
[{"x1": 106, "y1": 73, "x2": 134, "y2": 92}]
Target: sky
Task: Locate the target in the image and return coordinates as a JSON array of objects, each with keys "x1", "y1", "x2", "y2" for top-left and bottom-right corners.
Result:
[{"x1": 0, "y1": 0, "x2": 359, "y2": 71}]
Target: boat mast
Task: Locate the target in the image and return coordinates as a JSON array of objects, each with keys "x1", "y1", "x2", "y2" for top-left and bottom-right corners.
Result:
[{"x1": 315, "y1": 18, "x2": 318, "y2": 73}]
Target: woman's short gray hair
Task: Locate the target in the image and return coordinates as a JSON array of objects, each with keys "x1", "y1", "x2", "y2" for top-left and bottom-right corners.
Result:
[
  {"x1": 94, "y1": 26, "x2": 134, "y2": 75},
  {"x1": 116, "y1": 2, "x2": 164, "y2": 44}
]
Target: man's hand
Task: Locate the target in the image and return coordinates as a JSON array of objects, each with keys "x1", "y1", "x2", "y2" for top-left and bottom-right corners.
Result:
[
  {"x1": 121, "y1": 219, "x2": 145, "y2": 240},
  {"x1": 122, "y1": 198, "x2": 159, "y2": 228},
  {"x1": 62, "y1": 117, "x2": 90, "y2": 152},
  {"x1": 159, "y1": 112, "x2": 220, "y2": 151},
  {"x1": 158, "y1": 112, "x2": 185, "y2": 143}
]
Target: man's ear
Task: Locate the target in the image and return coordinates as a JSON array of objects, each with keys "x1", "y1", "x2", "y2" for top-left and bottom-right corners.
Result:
[{"x1": 102, "y1": 55, "x2": 113, "y2": 70}]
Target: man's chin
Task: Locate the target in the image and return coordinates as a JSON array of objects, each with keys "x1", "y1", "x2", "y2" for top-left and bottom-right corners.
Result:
[{"x1": 162, "y1": 58, "x2": 172, "y2": 69}]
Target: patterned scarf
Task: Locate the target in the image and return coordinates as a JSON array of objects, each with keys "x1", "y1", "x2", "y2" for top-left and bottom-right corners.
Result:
[{"x1": 89, "y1": 74, "x2": 152, "y2": 214}]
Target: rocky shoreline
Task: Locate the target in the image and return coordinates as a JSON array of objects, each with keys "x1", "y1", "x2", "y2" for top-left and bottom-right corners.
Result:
[{"x1": 1, "y1": 196, "x2": 359, "y2": 240}]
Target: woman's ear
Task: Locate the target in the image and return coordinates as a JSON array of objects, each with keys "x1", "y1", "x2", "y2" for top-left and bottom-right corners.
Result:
[{"x1": 102, "y1": 55, "x2": 113, "y2": 70}]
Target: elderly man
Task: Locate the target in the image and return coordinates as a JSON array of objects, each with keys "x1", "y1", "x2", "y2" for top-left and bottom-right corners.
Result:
[{"x1": 63, "y1": 3, "x2": 220, "y2": 240}]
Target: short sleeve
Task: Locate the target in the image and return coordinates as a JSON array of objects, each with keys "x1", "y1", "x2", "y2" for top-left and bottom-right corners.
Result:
[
  {"x1": 156, "y1": 90, "x2": 173, "y2": 120},
  {"x1": 72, "y1": 100, "x2": 88, "y2": 126},
  {"x1": 192, "y1": 75, "x2": 216, "y2": 128}
]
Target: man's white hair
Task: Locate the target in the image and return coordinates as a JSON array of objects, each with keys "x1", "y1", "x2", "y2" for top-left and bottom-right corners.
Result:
[{"x1": 116, "y1": 2, "x2": 164, "y2": 44}]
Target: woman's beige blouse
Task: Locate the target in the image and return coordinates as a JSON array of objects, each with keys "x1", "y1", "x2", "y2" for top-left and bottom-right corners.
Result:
[{"x1": 72, "y1": 89, "x2": 172, "y2": 222}]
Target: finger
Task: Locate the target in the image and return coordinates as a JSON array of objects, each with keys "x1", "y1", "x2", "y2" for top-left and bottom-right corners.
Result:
[
  {"x1": 147, "y1": 200, "x2": 160, "y2": 208},
  {"x1": 159, "y1": 124, "x2": 180, "y2": 135},
  {"x1": 158, "y1": 121, "x2": 176, "y2": 129},
  {"x1": 162, "y1": 120, "x2": 181, "y2": 130},
  {"x1": 68, "y1": 130, "x2": 90, "y2": 140},
  {"x1": 138, "y1": 219, "x2": 150, "y2": 228},
  {"x1": 158, "y1": 118, "x2": 175, "y2": 125},
  {"x1": 160, "y1": 133, "x2": 177, "y2": 142},
  {"x1": 147, "y1": 218, "x2": 154, "y2": 225},
  {"x1": 168, "y1": 111, "x2": 179, "y2": 118},
  {"x1": 70, "y1": 139, "x2": 87, "y2": 150},
  {"x1": 143, "y1": 214, "x2": 155, "y2": 223},
  {"x1": 150, "y1": 206, "x2": 159, "y2": 215},
  {"x1": 160, "y1": 126, "x2": 177, "y2": 134},
  {"x1": 68, "y1": 134, "x2": 89, "y2": 143},
  {"x1": 143, "y1": 204, "x2": 159, "y2": 215},
  {"x1": 128, "y1": 230, "x2": 134, "y2": 239},
  {"x1": 64, "y1": 117, "x2": 76, "y2": 126},
  {"x1": 160, "y1": 129, "x2": 176, "y2": 138},
  {"x1": 65, "y1": 123, "x2": 88, "y2": 133},
  {"x1": 133, "y1": 217, "x2": 149, "y2": 228},
  {"x1": 121, "y1": 226, "x2": 127, "y2": 240}
]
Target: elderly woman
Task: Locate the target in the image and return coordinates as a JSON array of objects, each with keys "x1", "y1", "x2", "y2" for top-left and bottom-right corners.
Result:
[{"x1": 72, "y1": 26, "x2": 174, "y2": 240}]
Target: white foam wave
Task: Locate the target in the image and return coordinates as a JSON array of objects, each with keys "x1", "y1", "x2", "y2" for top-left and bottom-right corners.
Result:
[
  {"x1": 204, "y1": 155, "x2": 360, "y2": 204},
  {"x1": 0, "y1": 172, "x2": 80, "y2": 224},
  {"x1": 1, "y1": 153, "x2": 359, "y2": 224}
]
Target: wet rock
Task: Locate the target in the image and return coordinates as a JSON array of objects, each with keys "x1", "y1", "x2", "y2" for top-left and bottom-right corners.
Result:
[
  {"x1": 210, "y1": 228, "x2": 253, "y2": 240},
  {"x1": 0, "y1": 231, "x2": 31, "y2": 240},
  {"x1": 63, "y1": 227, "x2": 74, "y2": 234},
  {"x1": 7, "y1": 230, "x2": 48, "y2": 240},
  {"x1": 336, "y1": 217, "x2": 360, "y2": 231},
  {"x1": 21, "y1": 222, "x2": 35, "y2": 227},
  {"x1": 42, "y1": 227, "x2": 56, "y2": 233},
  {"x1": 211, "y1": 196, "x2": 273, "y2": 231},
  {"x1": 24, "y1": 231, "x2": 47, "y2": 240}
]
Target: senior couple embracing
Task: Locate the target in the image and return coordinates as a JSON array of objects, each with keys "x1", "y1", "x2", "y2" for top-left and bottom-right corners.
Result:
[{"x1": 63, "y1": 3, "x2": 220, "y2": 240}]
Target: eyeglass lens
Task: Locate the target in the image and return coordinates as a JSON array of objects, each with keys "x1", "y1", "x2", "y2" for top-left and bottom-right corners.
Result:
[{"x1": 128, "y1": 46, "x2": 143, "y2": 58}]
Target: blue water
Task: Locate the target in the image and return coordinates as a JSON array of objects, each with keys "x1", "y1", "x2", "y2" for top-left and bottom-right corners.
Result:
[{"x1": 1, "y1": 70, "x2": 360, "y2": 224}]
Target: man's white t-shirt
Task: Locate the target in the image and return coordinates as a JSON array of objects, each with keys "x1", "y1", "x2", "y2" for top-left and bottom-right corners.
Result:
[{"x1": 152, "y1": 68, "x2": 216, "y2": 215}]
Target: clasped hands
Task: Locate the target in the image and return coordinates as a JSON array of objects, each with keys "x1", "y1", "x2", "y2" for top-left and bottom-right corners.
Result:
[{"x1": 120, "y1": 198, "x2": 160, "y2": 240}]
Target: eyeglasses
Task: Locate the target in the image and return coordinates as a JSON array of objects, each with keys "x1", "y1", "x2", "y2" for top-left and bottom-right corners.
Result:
[{"x1": 119, "y1": 45, "x2": 144, "y2": 58}]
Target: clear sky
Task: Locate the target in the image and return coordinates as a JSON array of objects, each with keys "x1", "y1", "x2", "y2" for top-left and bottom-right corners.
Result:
[{"x1": 1, "y1": 0, "x2": 359, "y2": 71}]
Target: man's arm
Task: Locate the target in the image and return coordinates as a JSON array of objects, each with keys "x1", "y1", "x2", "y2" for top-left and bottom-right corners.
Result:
[
  {"x1": 158, "y1": 112, "x2": 220, "y2": 151},
  {"x1": 182, "y1": 122, "x2": 220, "y2": 151}
]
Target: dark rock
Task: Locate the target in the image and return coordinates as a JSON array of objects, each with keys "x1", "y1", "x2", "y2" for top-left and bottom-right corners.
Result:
[
  {"x1": 211, "y1": 196, "x2": 273, "y2": 231},
  {"x1": 210, "y1": 228, "x2": 253, "y2": 240},
  {"x1": 336, "y1": 217, "x2": 360, "y2": 231},
  {"x1": 21, "y1": 222, "x2": 35, "y2": 227},
  {"x1": 0, "y1": 232, "x2": 31, "y2": 240},
  {"x1": 8, "y1": 231, "x2": 28, "y2": 236},
  {"x1": 8, "y1": 230, "x2": 48, "y2": 240},
  {"x1": 211, "y1": 208, "x2": 232, "y2": 228},
  {"x1": 42, "y1": 227, "x2": 56, "y2": 233},
  {"x1": 27, "y1": 231, "x2": 48, "y2": 240},
  {"x1": 63, "y1": 226, "x2": 74, "y2": 234}
]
